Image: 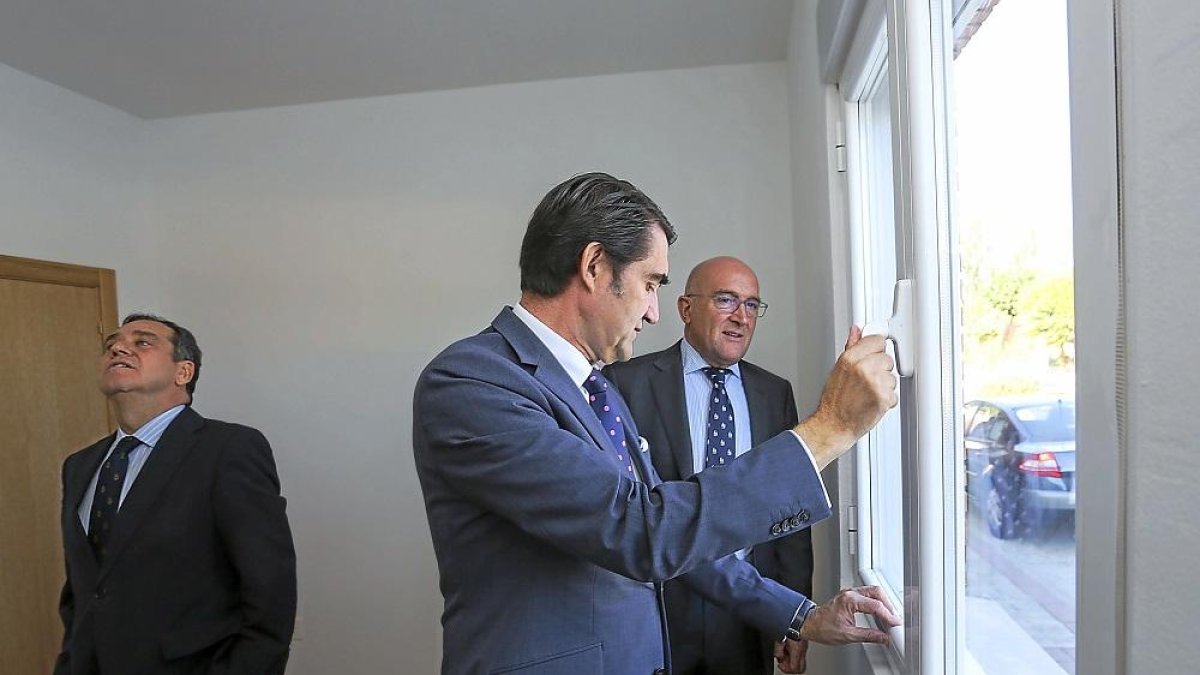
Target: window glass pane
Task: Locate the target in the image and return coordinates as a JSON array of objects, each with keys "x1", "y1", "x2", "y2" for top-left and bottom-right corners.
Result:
[{"x1": 953, "y1": 0, "x2": 1077, "y2": 672}]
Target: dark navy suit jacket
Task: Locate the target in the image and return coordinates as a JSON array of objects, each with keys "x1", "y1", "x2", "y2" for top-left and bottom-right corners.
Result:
[
  {"x1": 605, "y1": 342, "x2": 814, "y2": 675},
  {"x1": 56, "y1": 407, "x2": 296, "y2": 675},
  {"x1": 413, "y1": 308, "x2": 828, "y2": 675}
]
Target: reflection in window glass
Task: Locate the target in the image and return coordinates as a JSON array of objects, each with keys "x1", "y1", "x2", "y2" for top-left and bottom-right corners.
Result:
[{"x1": 954, "y1": 0, "x2": 1076, "y2": 673}]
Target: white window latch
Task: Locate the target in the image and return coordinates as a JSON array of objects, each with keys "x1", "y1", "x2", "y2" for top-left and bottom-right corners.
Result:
[{"x1": 861, "y1": 279, "x2": 914, "y2": 378}]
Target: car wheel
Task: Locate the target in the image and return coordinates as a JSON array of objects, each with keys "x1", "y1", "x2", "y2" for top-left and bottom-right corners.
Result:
[{"x1": 985, "y1": 474, "x2": 1020, "y2": 539}]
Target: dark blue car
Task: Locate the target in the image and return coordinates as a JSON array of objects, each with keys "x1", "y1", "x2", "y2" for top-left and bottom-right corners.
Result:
[{"x1": 964, "y1": 398, "x2": 1076, "y2": 539}]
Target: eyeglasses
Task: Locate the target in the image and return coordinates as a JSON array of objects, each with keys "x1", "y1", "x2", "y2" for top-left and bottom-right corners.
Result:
[{"x1": 683, "y1": 292, "x2": 768, "y2": 318}]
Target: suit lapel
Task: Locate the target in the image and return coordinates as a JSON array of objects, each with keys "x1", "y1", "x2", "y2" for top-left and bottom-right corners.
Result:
[
  {"x1": 66, "y1": 435, "x2": 114, "y2": 518},
  {"x1": 742, "y1": 367, "x2": 773, "y2": 446},
  {"x1": 649, "y1": 343, "x2": 694, "y2": 479},
  {"x1": 63, "y1": 435, "x2": 115, "y2": 574},
  {"x1": 98, "y1": 407, "x2": 204, "y2": 579},
  {"x1": 491, "y1": 308, "x2": 615, "y2": 457}
]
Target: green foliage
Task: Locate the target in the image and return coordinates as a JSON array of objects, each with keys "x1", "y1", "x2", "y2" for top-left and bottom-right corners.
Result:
[
  {"x1": 1025, "y1": 275, "x2": 1075, "y2": 364},
  {"x1": 957, "y1": 225, "x2": 1076, "y2": 397},
  {"x1": 985, "y1": 270, "x2": 1034, "y2": 318}
]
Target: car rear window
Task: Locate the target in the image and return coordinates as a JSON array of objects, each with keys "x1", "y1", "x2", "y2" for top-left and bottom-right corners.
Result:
[{"x1": 1013, "y1": 402, "x2": 1076, "y2": 442}]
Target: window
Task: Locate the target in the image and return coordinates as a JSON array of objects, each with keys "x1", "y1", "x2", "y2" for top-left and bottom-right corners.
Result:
[
  {"x1": 955, "y1": 1, "x2": 1077, "y2": 672},
  {"x1": 828, "y1": 0, "x2": 1084, "y2": 673}
]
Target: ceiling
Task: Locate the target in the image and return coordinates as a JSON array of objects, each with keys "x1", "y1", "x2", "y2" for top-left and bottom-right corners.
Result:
[{"x1": 0, "y1": 0, "x2": 794, "y2": 119}]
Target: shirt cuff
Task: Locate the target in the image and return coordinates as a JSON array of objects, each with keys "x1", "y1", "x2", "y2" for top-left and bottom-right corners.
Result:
[{"x1": 788, "y1": 430, "x2": 832, "y2": 511}]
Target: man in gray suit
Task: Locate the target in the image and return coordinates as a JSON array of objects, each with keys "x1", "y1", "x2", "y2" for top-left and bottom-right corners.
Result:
[
  {"x1": 413, "y1": 172, "x2": 900, "y2": 675},
  {"x1": 605, "y1": 257, "x2": 814, "y2": 674}
]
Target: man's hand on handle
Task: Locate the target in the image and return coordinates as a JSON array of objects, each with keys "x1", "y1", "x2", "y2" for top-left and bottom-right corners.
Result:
[
  {"x1": 800, "y1": 586, "x2": 901, "y2": 646},
  {"x1": 774, "y1": 586, "x2": 899, "y2": 673},
  {"x1": 795, "y1": 326, "x2": 898, "y2": 469}
]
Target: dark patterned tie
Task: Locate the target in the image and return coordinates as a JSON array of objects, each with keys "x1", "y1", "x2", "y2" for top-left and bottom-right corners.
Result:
[
  {"x1": 88, "y1": 435, "x2": 141, "y2": 562},
  {"x1": 582, "y1": 370, "x2": 636, "y2": 476},
  {"x1": 704, "y1": 367, "x2": 736, "y2": 469}
]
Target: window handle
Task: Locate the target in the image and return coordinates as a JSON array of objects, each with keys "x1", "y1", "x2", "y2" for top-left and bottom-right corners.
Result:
[{"x1": 861, "y1": 279, "x2": 914, "y2": 378}]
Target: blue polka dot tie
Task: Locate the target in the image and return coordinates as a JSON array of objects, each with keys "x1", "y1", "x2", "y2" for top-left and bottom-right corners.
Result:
[
  {"x1": 88, "y1": 435, "x2": 141, "y2": 562},
  {"x1": 582, "y1": 370, "x2": 636, "y2": 476},
  {"x1": 704, "y1": 367, "x2": 736, "y2": 469}
]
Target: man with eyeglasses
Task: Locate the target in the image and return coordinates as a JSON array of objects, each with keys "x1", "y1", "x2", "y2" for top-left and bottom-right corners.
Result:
[
  {"x1": 414, "y1": 173, "x2": 899, "y2": 675},
  {"x1": 604, "y1": 257, "x2": 814, "y2": 674}
]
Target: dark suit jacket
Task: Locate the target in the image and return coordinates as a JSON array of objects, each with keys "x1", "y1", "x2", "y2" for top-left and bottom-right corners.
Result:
[
  {"x1": 56, "y1": 406, "x2": 296, "y2": 675},
  {"x1": 605, "y1": 342, "x2": 814, "y2": 674},
  {"x1": 413, "y1": 308, "x2": 828, "y2": 675}
]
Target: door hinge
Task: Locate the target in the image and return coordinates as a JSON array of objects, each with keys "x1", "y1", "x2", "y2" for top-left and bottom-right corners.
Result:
[
  {"x1": 834, "y1": 120, "x2": 848, "y2": 173},
  {"x1": 846, "y1": 504, "x2": 858, "y2": 556}
]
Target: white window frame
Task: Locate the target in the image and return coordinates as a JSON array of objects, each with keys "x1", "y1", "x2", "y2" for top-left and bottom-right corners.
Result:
[
  {"x1": 1065, "y1": 1, "x2": 1124, "y2": 673},
  {"x1": 842, "y1": 12, "x2": 908, "y2": 661},
  {"x1": 824, "y1": 1, "x2": 1123, "y2": 674},
  {"x1": 834, "y1": 0, "x2": 960, "y2": 673}
]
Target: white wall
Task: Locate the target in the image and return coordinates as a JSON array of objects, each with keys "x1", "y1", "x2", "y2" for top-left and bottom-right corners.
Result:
[
  {"x1": 1116, "y1": 0, "x2": 1200, "y2": 671},
  {"x1": 141, "y1": 62, "x2": 797, "y2": 674},
  {"x1": 0, "y1": 62, "x2": 159, "y2": 310}
]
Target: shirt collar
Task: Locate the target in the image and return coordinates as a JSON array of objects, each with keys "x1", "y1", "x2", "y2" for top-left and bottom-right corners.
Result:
[
  {"x1": 680, "y1": 338, "x2": 741, "y2": 380},
  {"x1": 511, "y1": 303, "x2": 598, "y2": 389},
  {"x1": 115, "y1": 404, "x2": 187, "y2": 449}
]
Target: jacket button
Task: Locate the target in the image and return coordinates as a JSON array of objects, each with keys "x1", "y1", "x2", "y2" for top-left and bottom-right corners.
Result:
[
  {"x1": 789, "y1": 516, "x2": 802, "y2": 529},
  {"x1": 797, "y1": 510, "x2": 810, "y2": 522},
  {"x1": 771, "y1": 523, "x2": 783, "y2": 536},
  {"x1": 781, "y1": 520, "x2": 793, "y2": 532}
]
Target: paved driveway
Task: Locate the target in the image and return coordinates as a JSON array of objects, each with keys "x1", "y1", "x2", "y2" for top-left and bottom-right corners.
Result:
[{"x1": 965, "y1": 505, "x2": 1076, "y2": 673}]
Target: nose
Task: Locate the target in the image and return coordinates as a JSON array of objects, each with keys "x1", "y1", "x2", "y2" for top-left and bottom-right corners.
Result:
[
  {"x1": 731, "y1": 301, "x2": 752, "y2": 323},
  {"x1": 644, "y1": 289, "x2": 660, "y2": 325},
  {"x1": 107, "y1": 337, "x2": 132, "y2": 356}
]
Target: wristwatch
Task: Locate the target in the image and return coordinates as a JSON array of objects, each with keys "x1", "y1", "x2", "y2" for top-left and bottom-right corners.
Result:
[{"x1": 785, "y1": 598, "x2": 818, "y2": 641}]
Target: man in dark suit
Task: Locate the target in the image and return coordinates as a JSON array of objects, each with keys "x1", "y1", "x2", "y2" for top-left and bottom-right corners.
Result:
[
  {"x1": 56, "y1": 313, "x2": 296, "y2": 675},
  {"x1": 413, "y1": 173, "x2": 900, "y2": 675},
  {"x1": 605, "y1": 256, "x2": 814, "y2": 674}
]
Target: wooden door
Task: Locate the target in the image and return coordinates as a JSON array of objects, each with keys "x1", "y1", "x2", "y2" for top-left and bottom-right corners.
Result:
[{"x1": 0, "y1": 255, "x2": 117, "y2": 674}]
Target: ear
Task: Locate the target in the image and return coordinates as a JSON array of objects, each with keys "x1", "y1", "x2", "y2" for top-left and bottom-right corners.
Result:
[
  {"x1": 677, "y1": 295, "x2": 692, "y2": 324},
  {"x1": 175, "y1": 361, "x2": 196, "y2": 388},
  {"x1": 578, "y1": 242, "x2": 607, "y2": 293}
]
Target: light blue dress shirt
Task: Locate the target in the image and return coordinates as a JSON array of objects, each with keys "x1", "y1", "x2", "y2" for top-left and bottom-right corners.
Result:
[{"x1": 78, "y1": 404, "x2": 186, "y2": 532}]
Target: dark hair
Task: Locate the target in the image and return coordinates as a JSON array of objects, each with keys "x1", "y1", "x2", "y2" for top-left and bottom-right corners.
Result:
[
  {"x1": 122, "y1": 313, "x2": 202, "y2": 400},
  {"x1": 519, "y1": 172, "x2": 677, "y2": 297}
]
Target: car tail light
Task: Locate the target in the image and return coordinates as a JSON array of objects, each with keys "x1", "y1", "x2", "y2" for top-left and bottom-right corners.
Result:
[{"x1": 1019, "y1": 451, "x2": 1062, "y2": 478}]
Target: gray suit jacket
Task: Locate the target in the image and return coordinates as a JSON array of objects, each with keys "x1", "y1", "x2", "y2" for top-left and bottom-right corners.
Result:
[
  {"x1": 413, "y1": 308, "x2": 828, "y2": 675},
  {"x1": 605, "y1": 342, "x2": 813, "y2": 674}
]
